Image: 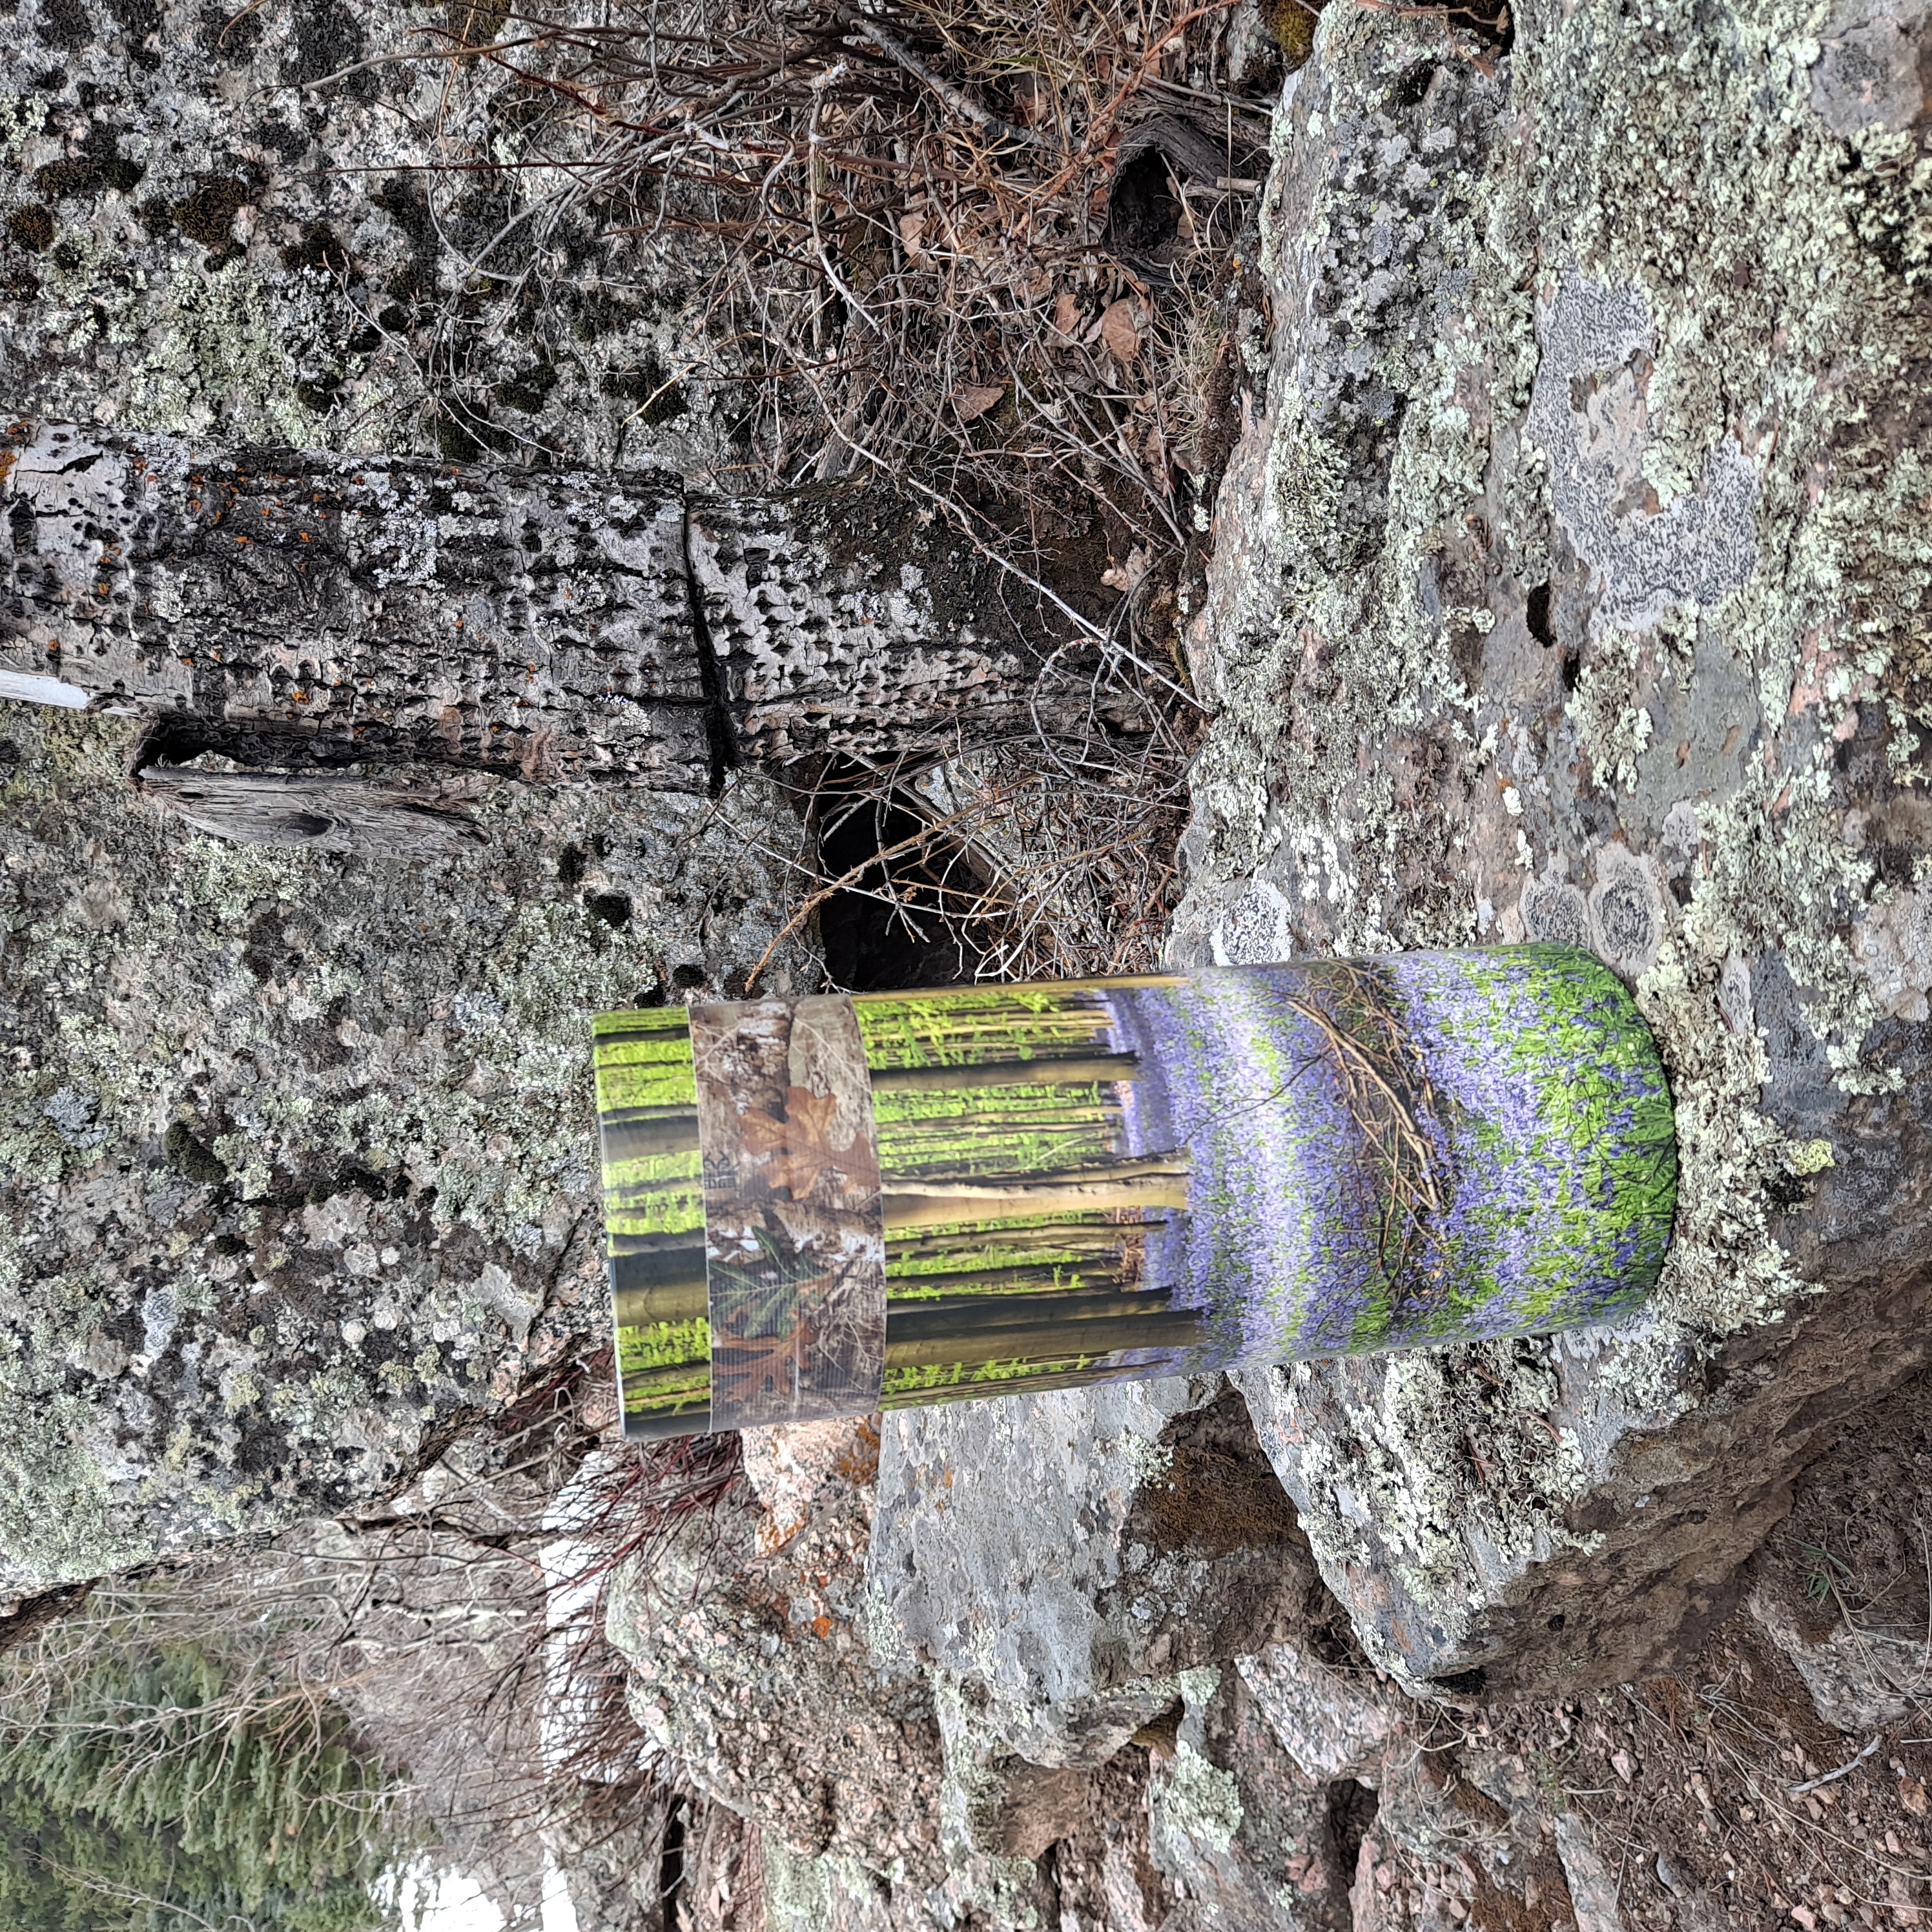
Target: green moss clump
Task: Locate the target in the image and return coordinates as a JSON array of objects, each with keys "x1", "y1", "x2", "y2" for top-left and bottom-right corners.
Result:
[{"x1": 1261, "y1": 0, "x2": 1322, "y2": 68}]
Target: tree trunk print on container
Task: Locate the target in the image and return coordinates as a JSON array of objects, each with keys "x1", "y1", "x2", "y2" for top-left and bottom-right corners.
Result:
[{"x1": 594, "y1": 947, "x2": 1678, "y2": 1439}]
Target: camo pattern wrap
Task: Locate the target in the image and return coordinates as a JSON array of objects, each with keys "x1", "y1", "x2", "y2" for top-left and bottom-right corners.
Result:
[{"x1": 688, "y1": 998, "x2": 887, "y2": 1430}]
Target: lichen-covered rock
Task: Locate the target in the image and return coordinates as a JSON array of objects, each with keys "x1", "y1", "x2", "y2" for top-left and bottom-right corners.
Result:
[
  {"x1": 865, "y1": 1379, "x2": 1321, "y2": 1771},
  {"x1": 604, "y1": 1419, "x2": 947, "y2": 1892},
  {"x1": 1174, "y1": 0, "x2": 1932, "y2": 1698},
  {"x1": 1237, "y1": 1639, "x2": 1401, "y2": 1785},
  {"x1": 0, "y1": 0, "x2": 735, "y2": 476},
  {"x1": 850, "y1": 1379, "x2": 1350, "y2": 1926},
  {"x1": 1145, "y1": 1665, "x2": 1361, "y2": 1932},
  {"x1": 0, "y1": 701, "x2": 812, "y2": 1592}
]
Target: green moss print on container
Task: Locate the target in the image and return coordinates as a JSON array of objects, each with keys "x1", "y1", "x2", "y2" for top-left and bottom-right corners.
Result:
[{"x1": 593, "y1": 947, "x2": 1678, "y2": 1439}]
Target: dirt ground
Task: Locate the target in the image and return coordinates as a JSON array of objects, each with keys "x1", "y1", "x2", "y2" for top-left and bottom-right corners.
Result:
[{"x1": 1359, "y1": 1372, "x2": 1932, "y2": 1932}]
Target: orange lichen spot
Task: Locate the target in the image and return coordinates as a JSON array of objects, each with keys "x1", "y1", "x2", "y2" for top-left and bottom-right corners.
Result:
[
  {"x1": 292, "y1": 691, "x2": 309, "y2": 703},
  {"x1": 300, "y1": 532, "x2": 311, "y2": 542},
  {"x1": 236, "y1": 535, "x2": 248, "y2": 544},
  {"x1": 812, "y1": 1615, "x2": 834, "y2": 1641}
]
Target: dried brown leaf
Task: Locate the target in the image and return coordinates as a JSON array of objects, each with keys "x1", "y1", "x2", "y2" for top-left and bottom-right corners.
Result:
[
  {"x1": 953, "y1": 382, "x2": 1007, "y2": 423},
  {"x1": 1100, "y1": 297, "x2": 1142, "y2": 363}
]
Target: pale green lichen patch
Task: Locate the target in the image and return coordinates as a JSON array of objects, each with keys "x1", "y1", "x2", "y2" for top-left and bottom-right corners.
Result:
[
  {"x1": 0, "y1": 701, "x2": 812, "y2": 1592},
  {"x1": 1153, "y1": 1742, "x2": 1245, "y2": 1860}
]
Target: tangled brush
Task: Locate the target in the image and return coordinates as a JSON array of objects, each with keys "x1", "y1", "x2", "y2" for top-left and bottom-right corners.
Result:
[{"x1": 394, "y1": 0, "x2": 1303, "y2": 972}]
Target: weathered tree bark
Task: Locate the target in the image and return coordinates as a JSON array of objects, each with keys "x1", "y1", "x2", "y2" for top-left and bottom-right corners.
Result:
[
  {"x1": 134, "y1": 766, "x2": 492, "y2": 856},
  {"x1": 1, "y1": 420, "x2": 1097, "y2": 826},
  {"x1": 1, "y1": 421, "x2": 708, "y2": 785}
]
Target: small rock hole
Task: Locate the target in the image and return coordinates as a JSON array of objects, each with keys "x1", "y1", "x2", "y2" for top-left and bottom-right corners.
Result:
[
  {"x1": 1393, "y1": 63, "x2": 1435, "y2": 107},
  {"x1": 670, "y1": 962, "x2": 708, "y2": 990},
  {"x1": 584, "y1": 890, "x2": 632, "y2": 930},
  {"x1": 1102, "y1": 146, "x2": 1180, "y2": 269},
  {"x1": 1327, "y1": 1778, "x2": 1379, "y2": 1878},
  {"x1": 557, "y1": 843, "x2": 586, "y2": 886},
  {"x1": 1525, "y1": 581, "x2": 1556, "y2": 649},
  {"x1": 813, "y1": 770, "x2": 979, "y2": 991}
]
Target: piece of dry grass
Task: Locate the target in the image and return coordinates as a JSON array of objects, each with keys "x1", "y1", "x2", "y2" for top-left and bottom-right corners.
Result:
[{"x1": 440, "y1": 0, "x2": 1274, "y2": 511}]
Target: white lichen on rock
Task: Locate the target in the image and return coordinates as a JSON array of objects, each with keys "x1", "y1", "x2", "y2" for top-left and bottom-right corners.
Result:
[{"x1": 1175, "y1": 0, "x2": 1931, "y2": 1696}]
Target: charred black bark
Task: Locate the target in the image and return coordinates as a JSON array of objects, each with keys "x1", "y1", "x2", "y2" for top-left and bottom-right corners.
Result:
[{"x1": 1, "y1": 422, "x2": 1113, "y2": 822}]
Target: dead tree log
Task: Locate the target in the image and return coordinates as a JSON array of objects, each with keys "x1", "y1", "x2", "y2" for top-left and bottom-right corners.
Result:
[
  {"x1": 134, "y1": 766, "x2": 492, "y2": 857},
  {"x1": 0, "y1": 420, "x2": 1107, "y2": 813},
  {"x1": 1, "y1": 421, "x2": 709, "y2": 786}
]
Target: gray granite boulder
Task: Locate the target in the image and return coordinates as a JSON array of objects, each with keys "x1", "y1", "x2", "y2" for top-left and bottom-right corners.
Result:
[
  {"x1": 0, "y1": 0, "x2": 734, "y2": 475},
  {"x1": 1171, "y1": 0, "x2": 1932, "y2": 1698},
  {"x1": 606, "y1": 1421, "x2": 947, "y2": 1893},
  {"x1": 0, "y1": 702, "x2": 811, "y2": 1594},
  {"x1": 865, "y1": 1379, "x2": 1322, "y2": 1771}
]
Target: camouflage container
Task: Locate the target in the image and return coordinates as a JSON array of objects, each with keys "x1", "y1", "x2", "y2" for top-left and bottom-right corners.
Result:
[{"x1": 594, "y1": 947, "x2": 1678, "y2": 1439}]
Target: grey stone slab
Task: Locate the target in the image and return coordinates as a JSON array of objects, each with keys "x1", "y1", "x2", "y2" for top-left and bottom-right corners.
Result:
[{"x1": 1173, "y1": 0, "x2": 1932, "y2": 1699}]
